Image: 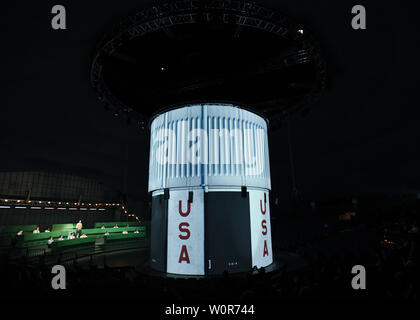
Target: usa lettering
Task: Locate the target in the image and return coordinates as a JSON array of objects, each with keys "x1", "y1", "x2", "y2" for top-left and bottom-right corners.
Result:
[
  {"x1": 178, "y1": 200, "x2": 191, "y2": 264},
  {"x1": 261, "y1": 198, "x2": 269, "y2": 257}
]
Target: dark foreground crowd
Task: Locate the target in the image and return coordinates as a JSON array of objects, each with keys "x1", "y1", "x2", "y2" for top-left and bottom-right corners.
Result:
[{"x1": 0, "y1": 206, "x2": 418, "y2": 301}]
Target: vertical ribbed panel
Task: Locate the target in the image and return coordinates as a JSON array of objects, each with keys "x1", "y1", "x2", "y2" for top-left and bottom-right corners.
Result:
[{"x1": 148, "y1": 104, "x2": 270, "y2": 192}]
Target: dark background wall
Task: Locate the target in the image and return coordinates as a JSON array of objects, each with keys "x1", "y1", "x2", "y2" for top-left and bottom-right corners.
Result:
[
  {"x1": 0, "y1": 171, "x2": 121, "y2": 202},
  {"x1": 0, "y1": 207, "x2": 118, "y2": 229}
]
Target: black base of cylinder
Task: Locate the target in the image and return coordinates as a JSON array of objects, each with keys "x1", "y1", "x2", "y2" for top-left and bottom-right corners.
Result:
[{"x1": 150, "y1": 189, "x2": 273, "y2": 276}]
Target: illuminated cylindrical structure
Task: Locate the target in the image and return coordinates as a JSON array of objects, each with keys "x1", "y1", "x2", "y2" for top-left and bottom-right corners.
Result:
[{"x1": 149, "y1": 104, "x2": 272, "y2": 275}]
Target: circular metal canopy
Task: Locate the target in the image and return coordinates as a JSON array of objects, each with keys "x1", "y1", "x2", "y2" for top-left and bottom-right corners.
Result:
[{"x1": 91, "y1": 0, "x2": 327, "y2": 130}]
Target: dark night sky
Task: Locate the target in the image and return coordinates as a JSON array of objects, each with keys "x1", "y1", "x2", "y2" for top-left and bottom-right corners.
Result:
[{"x1": 1, "y1": 0, "x2": 419, "y2": 209}]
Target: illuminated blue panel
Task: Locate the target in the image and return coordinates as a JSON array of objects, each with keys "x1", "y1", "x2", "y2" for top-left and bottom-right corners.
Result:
[{"x1": 148, "y1": 104, "x2": 271, "y2": 192}]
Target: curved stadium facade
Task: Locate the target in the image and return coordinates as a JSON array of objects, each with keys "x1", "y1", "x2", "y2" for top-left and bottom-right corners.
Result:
[{"x1": 0, "y1": 171, "x2": 124, "y2": 228}]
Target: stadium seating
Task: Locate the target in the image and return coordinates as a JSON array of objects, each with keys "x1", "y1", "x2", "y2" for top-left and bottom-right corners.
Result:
[
  {"x1": 83, "y1": 226, "x2": 145, "y2": 235},
  {"x1": 20, "y1": 240, "x2": 49, "y2": 248},
  {"x1": 0, "y1": 224, "x2": 38, "y2": 234},
  {"x1": 16, "y1": 231, "x2": 74, "y2": 248},
  {"x1": 21, "y1": 231, "x2": 74, "y2": 242},
  {"x1": 52, "y1": 223, "x2": 77, "y2": 231},
  {"x1": 94, "y1": 221, "x2": 141, "y2": 228},
  {"x1": 7, "y1": 223, "x2": 147, "y2": 249},
  {"x1": 0, "y1": 225, "x2": 39, "y2": 244},
  {"x1": 104, "y1": 232, "x2": 145, "y2": 242},
  {"x1": 50, "y1": 237, "x2": 96, "y2": 250}
]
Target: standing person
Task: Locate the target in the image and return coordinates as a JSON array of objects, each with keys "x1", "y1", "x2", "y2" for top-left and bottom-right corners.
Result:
[{"x1": 76, "y1": 220, "x2": 83, "y2": 238}]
